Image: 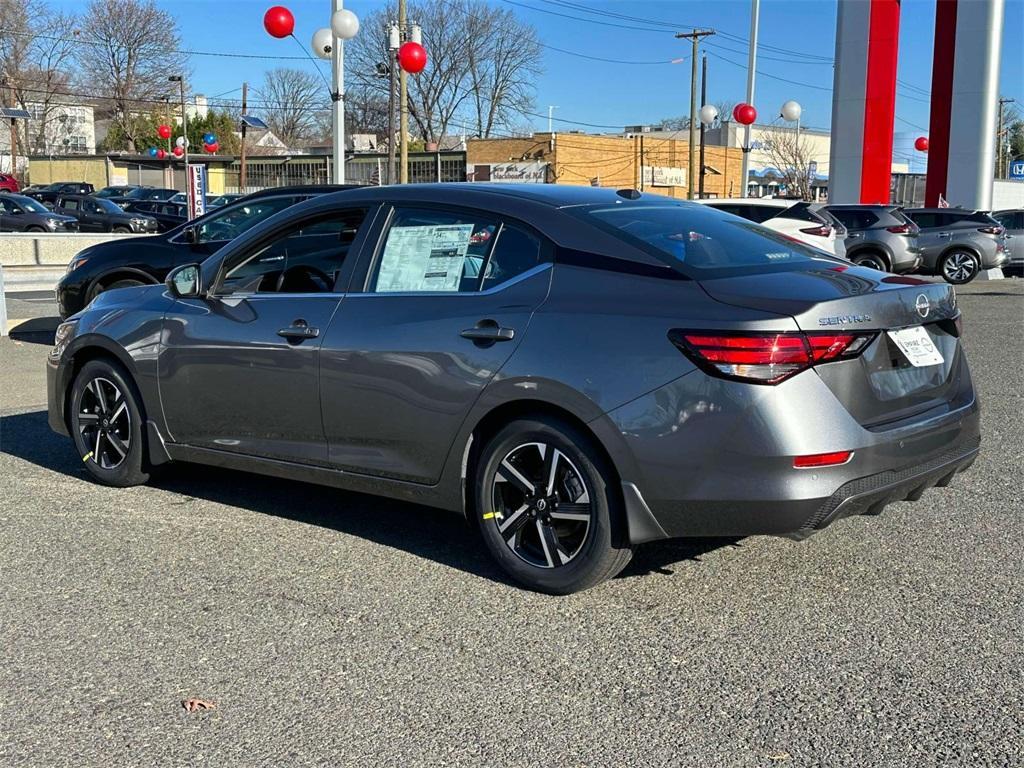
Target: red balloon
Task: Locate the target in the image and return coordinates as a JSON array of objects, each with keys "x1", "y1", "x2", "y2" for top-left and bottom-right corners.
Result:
[
  {"x1": 172, "y1": 145, "x2": 184, "y2": 157},
  {"x1": 156, "y1": 149, "x2": 167, "y2": 160},
  {"x1": 204, "y1": 142, "x2": 219, "y2": 153},
  {"x1": 914, "y1": 136, "x2": 929, "y2": 152},
  {"x1": 263, "y1": 6, "x2": 294, "y2": 38},
  {"x1": 398, "y1": 41, "x2": 427, "y2": 74},
  {"x1": 157, "y1": 124, "x2": 171, "y2": 140},
  {"x1": 733, "y1": 103, "x2": 757, "y2": 125}
]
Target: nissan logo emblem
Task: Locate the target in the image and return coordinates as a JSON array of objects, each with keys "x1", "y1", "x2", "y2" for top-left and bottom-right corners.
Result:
[{"x1": 915, "y1": 294, "x2": 930, "y2": 318}]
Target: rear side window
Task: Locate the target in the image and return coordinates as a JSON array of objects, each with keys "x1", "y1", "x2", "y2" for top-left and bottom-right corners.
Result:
[
  {"x1": 481, "y1": 225, "x2": 542, "y2": 291},
  {"x1": 61, "y1": 198, "x2": 79, "y2": 211},
  {"x1": 583, "y1": 203, "x2": 835, "y2": 276},
  {"x1": 776, "y1": 203, "x2": 822, "y2": 223},
  {"x1": 908, "y1": 212, "x2": 942, "y2": 229}
]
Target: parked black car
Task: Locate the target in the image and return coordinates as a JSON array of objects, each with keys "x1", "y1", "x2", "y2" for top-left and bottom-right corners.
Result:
[
  {"x1": 94, "y1": 185, "x2": 147, "y2": 200},
  {"x1": 0, "y1": 193, "x2": 79, "y2": 232},
  {"x1": 24, "y1": 181, "x2": 95, "y2": 205},
  {"x1": 120, "y1": 200, "x2": 188, "y2": 232},
  {"x1": 53, "y1": 194, "x2": 159, "y2": 234},
  {"x1": 57, "y1": 185, "x2": 358, "y2": 318},
  {"x1": 106, "y1": 187, "x2": 180, "y2": 207}
]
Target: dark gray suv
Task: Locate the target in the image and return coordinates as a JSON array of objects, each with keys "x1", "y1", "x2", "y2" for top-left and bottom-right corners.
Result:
[
  {"x1": 903, "y1": 208, "x2": 1008, "y2": 284},
  {"x1": 46, "y1": 185, "x2": 981, "y2": 593},
  {"x1": 825, "y1": 205, "x2": 922, "y2": 273}
]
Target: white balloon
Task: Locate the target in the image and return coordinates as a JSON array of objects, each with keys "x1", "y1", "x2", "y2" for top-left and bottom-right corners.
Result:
[
  {"x1": 780, "y1": 100, "x2": 802, "y2": 122},
  {"x1": 311, "y1": 27, "x2": 333, "y2": 59},
  {"x1": 699, "y1": 104, "x2": 719, "y2": 126},
  {"x1": 331, "y1": 8, "x2": 360, "y2": 40},
  {"x1": 175, "y1": 136, "x2": 186, "y2": 147}
]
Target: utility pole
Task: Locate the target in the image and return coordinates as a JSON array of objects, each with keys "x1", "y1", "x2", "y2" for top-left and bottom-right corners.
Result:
[
  {"x1": 676, "y1": 28, "x2": 715, "y2": 200},
  {"x1": 239, "y1": 82, "x2": 249, "y2": 192},
  {"x1": 169, "y1": 76, "x2": 189, "y2": 209},
  {"x1": 741, "y1": 0, "x2": 760, "y2": 197},
  {"x1": 997, "y1": 97, "x2": 1015, "y2": 178},
  {"x1": 398, "y1": 0, "x2": 409, "y2": 184},
  {"x1": 387, "y1": 23, "x2": 399, "y2": 184},
  {"x1": 699, "y1": 54, "x2": 707, "y2": 199}
]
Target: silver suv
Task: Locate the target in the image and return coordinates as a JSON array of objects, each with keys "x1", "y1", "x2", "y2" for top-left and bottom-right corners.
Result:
[
  {"x1": 991, "y1": 209, "x2": 1023, "y2": 273},
  {"x1": 903, "y1": 208, "x2": 1008, "y2": 284},
  {"x1": 824, "y1": 205, "x2": 922, "y2": 273}
]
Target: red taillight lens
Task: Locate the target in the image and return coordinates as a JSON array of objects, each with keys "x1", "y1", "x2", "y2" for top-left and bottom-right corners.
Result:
[
  {"x1": 794, "y1": 451, "x2": 853, "y2": 468},
  {"x1": 669, "y1": 331, "x2": 875, "y2": 384},
  {"x1": 799, "y1": 225, "x2": 832, "y2": 237},
  {"x1": 977, "y1": 225, "x2": 1004, "y2": 235},
  {"x1": 886, "y1": 223, "x2": 913, "y2": 235}
]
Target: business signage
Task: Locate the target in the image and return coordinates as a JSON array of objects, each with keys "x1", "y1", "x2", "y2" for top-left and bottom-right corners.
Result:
[
  {"x1": 477, "y1": 162, "x2": 548, "y2": 183},
  {"x1": 642, "y1": 165, "x2": 687, "y2": 187},
  {"x1": 187, "y1": 164, "x2": 207, "y2": 219},
  {"x1": 1010, "y1": 159, "x2": 1024, "y2": 180}
]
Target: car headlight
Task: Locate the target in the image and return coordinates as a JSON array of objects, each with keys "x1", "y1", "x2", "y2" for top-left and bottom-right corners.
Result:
[
  {"x1": 66, "y1": 256, "x2": 89, "y2": 274},
  {"x1": 131, "y1": 218, "x2": 149, "y2": 227},
  {"x1": 52, "y1": 320, "x2": 78, "y2": 358},
  {"x1": 45, "y1": 218, "x2": 59, "y2": 230}
]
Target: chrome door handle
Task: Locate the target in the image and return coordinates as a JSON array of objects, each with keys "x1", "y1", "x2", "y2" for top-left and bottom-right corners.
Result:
[{"x1": 938, "y1": 232, "x2": 952, "y2": 237}]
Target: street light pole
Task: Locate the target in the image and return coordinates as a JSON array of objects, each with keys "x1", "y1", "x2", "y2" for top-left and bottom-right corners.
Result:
[
  {"x1": 741, "y1": 0, "x2": 760, "y2": 198},
  {"x1": 387, "y1": 23, "x2": 399, "y2": 184},
  {"x1": 169, "y1": 75, "x2": 189, "y2": 212},
  {"x1": 398, "y1": 0, "x2": 409, "y2": 184},
  {"x1": 331, "y1": 0, "x2": 346, "y2": 183}
]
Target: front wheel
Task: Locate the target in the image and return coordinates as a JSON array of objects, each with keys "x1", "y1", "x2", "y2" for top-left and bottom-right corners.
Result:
[
  {"x1": 940, "y1": 249, "x2": 980, "y2": 284},
  {"x1": 852, "y1": 252, "x2": 888, "y2": 272},
  {"x1": 69, "y1": 358, "x2": 150, "y2": 487},
  {"x1": 474, "y1": 417, "x2": 633, "y2": 594}
]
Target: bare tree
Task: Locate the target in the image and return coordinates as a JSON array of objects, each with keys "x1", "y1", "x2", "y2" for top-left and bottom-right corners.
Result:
[
  {"x1": 347, "y1": 0, "x2": 542, "y2": 143},
  {"x1": 77, "y1": 0, "x2": 186, "y2": 152},
  {"x1": 0, "y1": 0, "x2": 77, "y2": 154},
  {"x1": 254, "y1": 68, "x2": 327, "y2": 148},
  {"x1": 762, "y1": 126, "x2": 814, "y2": 200}
]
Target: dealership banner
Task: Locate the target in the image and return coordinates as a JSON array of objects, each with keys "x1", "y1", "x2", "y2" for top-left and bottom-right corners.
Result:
[{"x1": 188, "y1": 164, "x2": 207, "y2": 219}]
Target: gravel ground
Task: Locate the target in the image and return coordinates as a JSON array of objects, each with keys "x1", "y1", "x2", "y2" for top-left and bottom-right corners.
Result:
[{"x1": 1, "y1": 280, "x2": 1022, "y2": 767}]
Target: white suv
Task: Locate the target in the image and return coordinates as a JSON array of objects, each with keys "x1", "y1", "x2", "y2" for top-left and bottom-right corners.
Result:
[{"x1": 695, "y1": 198, "x2": 839, "y2": 255}]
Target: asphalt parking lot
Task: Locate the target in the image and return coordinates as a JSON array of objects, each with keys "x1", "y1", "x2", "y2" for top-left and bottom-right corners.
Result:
[{"x1": 1, "y1": 280, "x2": 1022, "y2": 767}]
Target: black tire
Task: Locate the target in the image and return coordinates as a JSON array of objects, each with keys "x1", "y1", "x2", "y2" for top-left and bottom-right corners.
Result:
[
  {"x1": 112, "y1": 226, "x2": 131, "y2": 233},
  {"x1": 88, "y1": 278, "x2": 145, "y2": 303},
  {"x1": 69, "y1": 358, "x2": 150, "y2": 487},
  {"x1": 852, "y1": 252, "x2": 888, "y2": 272},
  {"x1": 474, "y1": 416, "x2": 633, "y2": 594},
  {"x1": 939, "y1": 249, "x2": 980, "y2": 284},
  {"x1": 26, "y1": 225, "x2": 46, "y2": 232}
]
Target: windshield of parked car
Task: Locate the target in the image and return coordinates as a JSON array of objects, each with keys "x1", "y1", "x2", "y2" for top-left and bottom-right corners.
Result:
[
  {"x1": 19, "y1": 197, "x2": 49, "y2": 213},
  {"x1": 144, "y1": 189, "x2": 178, "y2": 200},
  {"x1": 94, "y1": 198, "x2": 126, "y2": 214},
  {"x1": 122, "y1": 187, "x2": 150, "y2": 199},
  {"x1": 580, "y1": 202, "x2": 840, "y2": 277},
  {"x1": 193, "y1": 196, "x2": 298, "y2": 243}
]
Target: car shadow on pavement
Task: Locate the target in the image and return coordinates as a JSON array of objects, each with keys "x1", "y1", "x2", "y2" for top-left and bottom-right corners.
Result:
[
  {"x1": 2, "y1": 409, "x2": 734, "y2": 587},
  {"x1": 8, "y1": 317, "x2": 59, "y2": 346}
]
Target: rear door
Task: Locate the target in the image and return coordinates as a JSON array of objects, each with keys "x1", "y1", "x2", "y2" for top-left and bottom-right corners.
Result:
[
  {"x1": 907, "y1": 211, "x2": 947, "y2": 266},
  {"x1": 319, "y1": 204, "x2": 552, "y2": 482}
]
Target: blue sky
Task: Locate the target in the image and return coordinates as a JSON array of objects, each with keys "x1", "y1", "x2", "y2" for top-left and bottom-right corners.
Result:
[{"x1": 56, "y1": 0, "x2": 1023, "y2": 169}]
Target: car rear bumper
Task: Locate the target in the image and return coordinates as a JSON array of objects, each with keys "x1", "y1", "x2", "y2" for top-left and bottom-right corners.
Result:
[{"x1": 595, "y1": 361, "x2": 981, "y2": 542}]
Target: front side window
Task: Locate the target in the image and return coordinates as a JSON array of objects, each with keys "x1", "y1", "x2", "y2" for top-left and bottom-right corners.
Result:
[
  {"x1": 194, "y1": 196, "x2": 299, "y2": 243},
  {"x1": 94, "y1": 199, "x2": 123, "y2": 214},
  {"x1": 580, "y1": 202, "x2": 839, "y2": 277},
  {"x1": 370, "y1": 208, "x2": 498, "y2": 293},
  {"x1": 220, "y1": 209, "x2": 367, "y2": 295},
  {"x1": 61, "y1": 198, "x2": 79, "y2": 211}
]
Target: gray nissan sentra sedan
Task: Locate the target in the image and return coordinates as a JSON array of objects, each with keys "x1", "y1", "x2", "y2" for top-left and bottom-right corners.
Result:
[{"x1": 47, "y1": 184, "x2": 980, "y2": 594}]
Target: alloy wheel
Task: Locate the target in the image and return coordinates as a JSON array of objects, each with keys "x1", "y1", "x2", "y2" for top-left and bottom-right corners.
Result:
[
  {"x1": 77, "y1": 377, "x2": 131, "y2": 469},
  {"x1": 489, "y1": 442, "x2": 592, "y2": 569},
  {"x1": 856, "y1": 254, "x2": 886, "y2": 271},
  {"x1": 943, "y1": 251, "x2": 977, "y2": 282}
]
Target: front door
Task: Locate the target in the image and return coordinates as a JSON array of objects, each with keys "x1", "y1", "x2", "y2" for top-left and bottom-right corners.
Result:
[
  {"x1": 158, "y1": 206, "x2": 373, "y2": 464},
  {"x1": 320, "y1": 205, "x2": 552, "y2": 483}
]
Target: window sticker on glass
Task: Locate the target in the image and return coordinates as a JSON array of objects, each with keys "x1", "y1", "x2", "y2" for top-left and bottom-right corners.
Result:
[{"x1": 376, "y1": 223, "x2": 475, "y2": 292}]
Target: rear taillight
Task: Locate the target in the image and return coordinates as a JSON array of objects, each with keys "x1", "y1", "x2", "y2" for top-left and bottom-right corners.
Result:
[
  {"x1": 977, "y1": 225, "x2": 1004, "y2": 235},
  {"x1": 886, "y1": 223, "x2": 914, "y2": 235},
  {"x1": 669, "y1": 330, "x2": 875, "y2": 384},
  {"x1": 799, "y1": 225, "x2": 832, "y2": 238}
]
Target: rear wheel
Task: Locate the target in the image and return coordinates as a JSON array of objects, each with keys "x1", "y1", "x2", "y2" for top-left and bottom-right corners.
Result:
[
  {"x1": 940, "y1": 249, "x2": 980, "y2": 284},
  {"x1": 112, "y1": 226, "x2": 131, "y2": 233},
  {"x1": 474, "y1": 417, "x2": 633, "y2": 594},
  {"x1": 69, "y1": 358, "x2": 150, "y2": 487},
  {"x1": 88, "y1": 278, "x2": 146, "y2": 304},
  {"x1": 852, "y1": 252, "x2": 888, "y2": 271}
]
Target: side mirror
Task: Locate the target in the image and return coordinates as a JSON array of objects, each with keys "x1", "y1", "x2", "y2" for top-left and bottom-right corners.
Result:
[
  {"x1": 183, "y1": 225, "x2": 198, "y2": 245},
  {"x1": 166, "y1": 263, "x2": 203, "y2": 299}
]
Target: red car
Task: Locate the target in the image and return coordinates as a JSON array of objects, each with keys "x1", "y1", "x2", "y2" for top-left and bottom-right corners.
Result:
[{"x1": 0, "y1": 173, "x2": 19, "y2": 193}]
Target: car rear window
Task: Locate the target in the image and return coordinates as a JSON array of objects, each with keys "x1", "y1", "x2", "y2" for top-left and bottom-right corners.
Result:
[{"x1": 581, "y1": 203, "x2": 838, "y2": 277}]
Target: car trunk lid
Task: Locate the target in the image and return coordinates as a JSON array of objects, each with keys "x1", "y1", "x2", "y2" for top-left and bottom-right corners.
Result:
[{"x1": 698, "y1": 265, "x2": 968, "y2": 428}]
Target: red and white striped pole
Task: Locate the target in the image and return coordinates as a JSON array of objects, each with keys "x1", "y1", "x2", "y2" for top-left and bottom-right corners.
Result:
[{"x1": 827, "y1": 0, "x2": 901, "y2": 205}]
